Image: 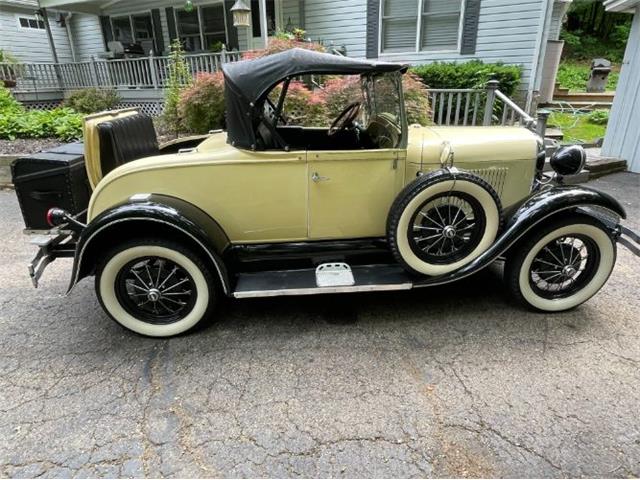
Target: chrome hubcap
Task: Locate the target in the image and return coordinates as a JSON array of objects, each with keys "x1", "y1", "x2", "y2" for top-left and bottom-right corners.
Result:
[
  {"x1": 442, "y1": 225, "x2": 457, "y2": 239},
  {"x1": 147, "y1": 288, "x2": 161, "y2": 302}
]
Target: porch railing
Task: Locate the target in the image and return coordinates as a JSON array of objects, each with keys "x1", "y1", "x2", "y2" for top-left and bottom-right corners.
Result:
[
  {"x1": 0, "y1": 48, "x2": 244, "y2": 92},
  {"x1": 428, "y1": 80, "x2": 548, "y2": 135},
  {"x1": 1, "y1": 58, "x2": 549, "y2": 136}
]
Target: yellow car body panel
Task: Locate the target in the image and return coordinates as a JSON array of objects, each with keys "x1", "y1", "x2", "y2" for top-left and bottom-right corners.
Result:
[{"x1": 87, "y1": 124, "x2": 539, "y2": 244}]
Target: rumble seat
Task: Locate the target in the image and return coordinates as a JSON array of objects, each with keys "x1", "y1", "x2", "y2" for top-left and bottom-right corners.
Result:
[{"x1": 96, "y1": 113, "x2": 159, "y2": 178}]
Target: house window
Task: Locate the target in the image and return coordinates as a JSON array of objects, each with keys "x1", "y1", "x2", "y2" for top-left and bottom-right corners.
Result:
[
  {"x1": 18, "y1": 16, "x2": 45, "y2": 30},
  {"x1": 176, "y1": 8, "x2": 202, "y2": 51},
  {"x1": 381, "y1": 0, "x2": 462, "y2": 53},
  {"x1": 201, "y1": 4, "x2": 227, "y2": 50},
  {"x1": 251, "y1": 0, "x2": 276, "y2": 38},
  {"x1": 132, "y1": 14, "x2": 154, "y2": 53},
  {"x1": 112, "y1": 16, "x2": 133, "y2": 43}
]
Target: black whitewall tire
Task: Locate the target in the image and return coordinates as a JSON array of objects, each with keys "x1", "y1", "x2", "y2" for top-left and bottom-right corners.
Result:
[
  {"x1": 96, "y1": 239, "x2": 217, "y2": 337},
  {"x1": 504, "y1": 214, "x2": 616, "y2": 312},
  {"x1": 387, "y1": 171, "x2": 501, "y2": 276}
]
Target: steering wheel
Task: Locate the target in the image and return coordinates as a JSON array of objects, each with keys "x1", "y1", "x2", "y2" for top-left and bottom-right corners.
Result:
[{"x1": 328, "y1": 102, "x2": 361, "y2": 136}]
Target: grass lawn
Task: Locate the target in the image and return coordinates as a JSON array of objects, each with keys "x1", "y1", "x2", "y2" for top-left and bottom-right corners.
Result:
[
  {"x1": 556, "y1": 62, "x2": 620, "y2": 92},
  {"x1": 548, "y1": 112, "x2": 607, "y2": 144}
]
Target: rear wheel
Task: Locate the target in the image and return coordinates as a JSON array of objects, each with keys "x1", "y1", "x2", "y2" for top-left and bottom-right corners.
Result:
[
  {"x1": 504, "y1": 214, "x2": 616, "y2": 311},
  {"x1": 96, "y1": 238, "x2": 217, "y2": 337}
]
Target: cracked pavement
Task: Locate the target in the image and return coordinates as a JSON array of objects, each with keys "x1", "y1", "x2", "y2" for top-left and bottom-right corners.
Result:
[{"x1": 1, "y1": 172, "x2": 639, "y2": 478}]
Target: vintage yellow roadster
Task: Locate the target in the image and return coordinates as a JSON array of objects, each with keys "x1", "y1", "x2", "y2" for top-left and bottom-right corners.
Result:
[{"x1": 13, "y1": 49, "x2": 640, "y2": 337}]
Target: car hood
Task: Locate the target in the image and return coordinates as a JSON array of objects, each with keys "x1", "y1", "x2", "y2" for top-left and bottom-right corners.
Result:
[{"x1": 407, "y1": 125, "x2": 539, "y2": 167}]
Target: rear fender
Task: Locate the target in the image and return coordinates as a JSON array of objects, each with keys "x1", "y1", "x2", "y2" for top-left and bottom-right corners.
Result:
[
  {"x1": 68, "y1": 194, "x2": 231, "y2": 294},
  {"x1": 415, "y1": 185, "x2": 626, "y2": 287}
]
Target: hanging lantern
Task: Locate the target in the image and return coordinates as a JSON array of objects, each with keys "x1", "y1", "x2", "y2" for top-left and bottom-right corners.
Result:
[
  {"x1": 230, "y1": 0, "x2": 251, "y2": 27},
  {"x1": 184, "y1": 0, "x2": 194, "y2": 12}
]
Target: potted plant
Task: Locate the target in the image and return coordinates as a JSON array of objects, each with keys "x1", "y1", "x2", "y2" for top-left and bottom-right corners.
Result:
[{"x1": 0, "y1": 50, "x2": 19, "y2": 88}]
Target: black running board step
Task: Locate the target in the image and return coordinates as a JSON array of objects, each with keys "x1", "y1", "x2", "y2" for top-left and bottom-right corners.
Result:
[{"x1": 233, "y1": 264, "x2": 413, "y2": 298}]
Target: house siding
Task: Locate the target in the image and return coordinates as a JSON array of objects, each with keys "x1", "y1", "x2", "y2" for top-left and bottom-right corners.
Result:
[
  {"x1": 292, "y1": 0, "x2": 549, "y2": 94},
  {"x1": 302, "y1": 0, "x2": 368, "y2": 58},
  {"x1": 601, "y1": 6, "x2": 640, "y2": 173},
  {"x1": 69, "y1": 13, "x2": 105, "y2": 61},
  {"x1": 102, "y1": 0, "x2": 250, "y2": 54},
  {"x1": 281, "y1": 0, "x2": 300, "y2": 28},
  {"x1": 0, "y1": 4, "x2": 74, "y2": 63}
]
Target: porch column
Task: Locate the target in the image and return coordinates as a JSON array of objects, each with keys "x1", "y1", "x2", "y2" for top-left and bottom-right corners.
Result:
[
  {"x1": 39, "y1": 8, "x2": 60, "y2": 64},
  {"x1": 259, "y1": 0, "x2": 268, "y2": 47}
]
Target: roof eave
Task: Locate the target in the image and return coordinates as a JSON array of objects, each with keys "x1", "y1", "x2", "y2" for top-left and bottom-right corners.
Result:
[{"x1": 604, "y1": 0, "x2": 640, "y2": 12}]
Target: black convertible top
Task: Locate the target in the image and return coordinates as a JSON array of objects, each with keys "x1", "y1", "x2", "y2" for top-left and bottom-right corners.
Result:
[{"x1": 221, "y1": 48, "x2": 408, "y2": 149}]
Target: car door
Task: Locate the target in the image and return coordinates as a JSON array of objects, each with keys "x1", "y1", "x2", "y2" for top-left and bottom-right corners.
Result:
[{"x1": 307, "y1": 148, "x2": 406, "y2": 240}]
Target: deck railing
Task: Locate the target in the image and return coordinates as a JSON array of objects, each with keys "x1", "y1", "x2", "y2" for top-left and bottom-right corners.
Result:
[
  {"x1": 428, "y1": 80, "x2": 548, "y2": 136},
  {"x1": 1, "y1": 56, "x2": 548, "y2": 136},
  {"x1": 0, "y1": 48, "x2": 244, "y2": 92}
]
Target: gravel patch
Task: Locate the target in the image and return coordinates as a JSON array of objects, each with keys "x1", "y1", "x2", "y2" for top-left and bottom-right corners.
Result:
[{"x1": 0, "y1": 138, "x2": 64, "y2": 155}]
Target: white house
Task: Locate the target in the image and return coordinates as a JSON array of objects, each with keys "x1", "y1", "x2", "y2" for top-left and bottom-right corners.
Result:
[
  {"x1": 0, "y1": 0, "x2": 571, "y2": 108},
  {"x1": 601, "y1": 0, "x2": 640, "y2": 173}
]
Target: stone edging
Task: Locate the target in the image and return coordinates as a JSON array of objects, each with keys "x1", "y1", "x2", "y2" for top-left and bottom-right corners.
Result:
[{"x1": 0, "y1": 154, "x2": 18, "y2": 189}]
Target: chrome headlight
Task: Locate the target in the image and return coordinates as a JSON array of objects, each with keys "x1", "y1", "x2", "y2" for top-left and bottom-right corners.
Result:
[{"x1": 550, "y1": 145, "x2": 586, "y2": 176}]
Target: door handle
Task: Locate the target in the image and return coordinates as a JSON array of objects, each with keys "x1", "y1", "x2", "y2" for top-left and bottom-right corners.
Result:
[{"x1": 311, "y1": 172, "x2": 330, "y2": 182}]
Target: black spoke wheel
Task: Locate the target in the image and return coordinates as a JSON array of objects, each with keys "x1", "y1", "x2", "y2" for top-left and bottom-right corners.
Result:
[
  {"x1": 504, "y1": 214, "x2": 616, "y2": 312},
  {"x1": 407, "y1": 191, "x2": 486, "y2": 265},
  {"x1": 529, "y1": 235, "x2": 600, "y2": 300},
  {"x1": 387, "y1": 171, "x2": 502, "y2": 276},
  {"x1": 115, "y1": 256, "x2": 198, "y2": 324}
]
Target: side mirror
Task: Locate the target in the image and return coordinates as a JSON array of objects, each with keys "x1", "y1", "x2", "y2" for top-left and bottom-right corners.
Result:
[{"x1": 549, "y1": 145, "x2": 586, "y2": 176}]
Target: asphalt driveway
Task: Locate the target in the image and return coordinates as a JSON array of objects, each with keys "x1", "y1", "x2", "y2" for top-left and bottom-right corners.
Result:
[{"x1": 1, "y1": 172, "x2": 639, "y2": 478}]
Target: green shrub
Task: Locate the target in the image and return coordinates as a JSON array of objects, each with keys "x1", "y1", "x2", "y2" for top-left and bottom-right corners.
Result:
[
  {"x1": 557, "y1": 62, "x2": 619, "y2": 92},
  {"x1": 65, "y1": 88, "x2": 120, "y2": 113},
  {"x1": 410, "y1": 60, "x2": 523, "y2": 97},
  {"x1": 0, "y1": 107, "x2": 82, "y2": 141},
  {"x1": 0, "y1": 84, "x2": 82, "y2": 141},
  {"x1": 163, "y1": 39, "x2": 192, "y2": 134},
  {"x1": 0, "y1": 83, "x2": 21, "y2": 112},
  {"x1": 587, "y1": 109, "x2": 609, "y2": 125},
  {"x1": 177, "y1": 72, "x2": 225, "y2": 133}
]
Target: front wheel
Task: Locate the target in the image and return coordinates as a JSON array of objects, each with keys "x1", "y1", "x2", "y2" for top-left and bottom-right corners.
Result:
[
  {"x1": 504, "y1": 214, "x2": 616, "y2": 312},
  {"x1": 96, "y1": 238, "x2": 217, "y2": 337}
]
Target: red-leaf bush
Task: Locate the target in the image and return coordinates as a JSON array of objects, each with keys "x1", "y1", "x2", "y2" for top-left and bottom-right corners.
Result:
[
  {"x1": 242, "y1": 38, "x2": 325, "y2": 60},
  {"x1": 270, "y1": 80, "x2": 328, "y2": 127},
  {"x1": 177, "y1": 72, "x2": 225, "y2": 133},
  {"x1": 402, "y1": 72, "x2": 432, "y2": 126}
]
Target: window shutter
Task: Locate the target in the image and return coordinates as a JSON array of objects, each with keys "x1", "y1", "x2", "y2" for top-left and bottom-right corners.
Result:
[
  {"x1": 151, "y1": 9, "x2": 164, "y2": 54},
  {"x1": 366, "y1": 0, "x2": 379, "y2": 59},
  {"x1": 99, "y1": 15, "x2": 113, "y2": 49},
  {"x1": 224, "y1": 0, "x2": 239, "y2": 50},
  {"x1": 166, "y1": 7, "x2": 177, "y2": 42},
  {"x1": 460, "y1": 0, "x2": 481, "y2": 54}
]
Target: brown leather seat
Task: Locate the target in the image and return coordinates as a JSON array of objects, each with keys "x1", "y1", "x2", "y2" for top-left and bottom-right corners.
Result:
[{"x1": 96, "y1": 113, "x2": 159, "y2": 176}]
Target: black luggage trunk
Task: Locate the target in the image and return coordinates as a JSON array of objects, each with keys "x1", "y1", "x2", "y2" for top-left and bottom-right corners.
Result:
[{"x1": 11, "y1": 143, "x2": 90, "y2": 230}]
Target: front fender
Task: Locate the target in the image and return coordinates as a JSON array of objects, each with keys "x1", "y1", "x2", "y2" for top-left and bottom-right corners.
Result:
[
  {"x1": 415, "y1": 185, "x2": 626, "y2": 287},
  {"x1": 68, "y1": 194, "x2": 231, "y2": 294}
]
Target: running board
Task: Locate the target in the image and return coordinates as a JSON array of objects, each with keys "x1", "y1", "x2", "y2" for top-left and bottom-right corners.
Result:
[{"x1": 232, "y1": 264, "x2": 413, "y2": 298}]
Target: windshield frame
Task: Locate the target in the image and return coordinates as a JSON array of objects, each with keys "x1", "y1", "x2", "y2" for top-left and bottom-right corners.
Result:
[{"x1": 361, "y1": 71, "x2": 408, "y2": 149}]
